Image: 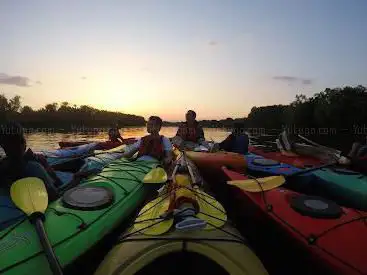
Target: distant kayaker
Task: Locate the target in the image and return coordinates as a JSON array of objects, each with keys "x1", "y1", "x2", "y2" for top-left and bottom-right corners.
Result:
[
  {"x1": 172, "y1": 110, "x2": 208, "y2": 150},
  {"x1": 108, "y1": 126, "x2": 123, "y2": 143},
  {"x1": 347, "y1": 137, "x2": 367, "y2": 159},
  {"x1": 0, "y1": 122, "x2": 86, "y2": 200},
  {"x1": 339, "y1": 137, "x2": 367, "y2": 173},
  {"x1": 219, "y1": 122, "x2": 249, "y2": 154},
  {"x1": 121, "y1": 116, "x2": 173, "y2": 166}
]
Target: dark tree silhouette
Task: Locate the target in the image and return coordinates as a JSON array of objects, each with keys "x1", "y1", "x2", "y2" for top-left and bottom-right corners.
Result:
[{"x1": 0, "y1": 95, "x2": 146, "y2": 130}]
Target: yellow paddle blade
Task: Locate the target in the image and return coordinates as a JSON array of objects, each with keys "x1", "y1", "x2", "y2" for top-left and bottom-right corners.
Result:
[
  {"x1": 94, "y1": 144, "x2": 126, "y2": 154},
  {"x1": 142, "y1": 167, "x2": 168, "y2": 184},
  {"x1": 173, "y1": 147, "x2": 182, "y2": 159},
  {"x1": 10, "y1": 177, "x2": 48, "y2": 216},
  {"x1": 227, "y1": 176, "x2": 286, "y2": 192},
  {"x1": 195, "y1": 188, "x2": 227, "y2": 230},
  {"x1": 133, "y1": 195, "x2": 173, "y2": 235}
]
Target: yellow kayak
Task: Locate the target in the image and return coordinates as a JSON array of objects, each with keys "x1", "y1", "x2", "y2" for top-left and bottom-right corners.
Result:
[{"x1": 95, "y1": 164, "x2": 268, "y2": 275}]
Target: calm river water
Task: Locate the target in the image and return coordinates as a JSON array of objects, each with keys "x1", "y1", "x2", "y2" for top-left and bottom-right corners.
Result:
[{"x1": 24, "y1": 127, "x2": 232, "y2": 151}]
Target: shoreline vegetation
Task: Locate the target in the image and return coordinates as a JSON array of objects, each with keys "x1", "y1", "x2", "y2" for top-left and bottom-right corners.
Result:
[{"x1": 1, "y1": 85, "x2": 366, "y2": 151}]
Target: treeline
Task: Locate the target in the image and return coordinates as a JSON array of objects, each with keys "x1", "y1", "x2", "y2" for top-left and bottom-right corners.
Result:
[
  {"x1": 244, "y1": 85, "x2": 367, "y2": 150},
  {"x1": 245, "y1": 85, "x2": 367, "y2": 131},
  {"x1": 164, "y1": 85, "x2": 367, "y2": 151},
  {"x1": 163, "y1": 118, "x2": 245, "y2": 128},
  {"x1": 0, "y1": 95, "x2": 146, "y2": 130},
  {"x1": 169, "y1": 85, "x2": 366, "y2": 134}
]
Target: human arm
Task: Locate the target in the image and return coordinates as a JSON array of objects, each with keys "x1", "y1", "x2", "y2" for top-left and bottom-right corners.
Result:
[
  {"x1": 197, "y1": 125, "x2": 205, "y2": 143},
  {"x1": 116, "y1": 130, "x2": 124, "y2": 143},
  {"x1": 162, "y1": 137, "x2": 173, "y2": 166},
  {"x1": 121, "y1": 140, "x2": 141, "y2": 159},
  {"x1": 25, "y1": 149, "x2": 64, "y2": 188},
  {"x1": 175, "y1": 123, "x2": 184, "y2": 138}
]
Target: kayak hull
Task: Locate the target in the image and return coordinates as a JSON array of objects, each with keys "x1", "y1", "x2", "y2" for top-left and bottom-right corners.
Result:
[
  {"x1": 288, "y1": 168, "x2": 367, "y2": 210},
  {"x1": 249, "y1": 146, "x2": 323, "y2": 168},
  {"x1": 0, "y1": 159, "x2": 159, "y2": 275},
  {"x1": 245, "y1": 153, "x2": 301, "y2": 176},
  {"x1": 214, "y1": 167, "x2": 367, "y2": 275},
  {"x1": 41, "y1": 143, "x2": 99, "y2": 168},
  {"x1": 185, "y1": 151, "x2": 246, "y2": 173},
  {"x1": 95, "y1": 165, "x2": 268, "y2": 275},
  {"x1": 59, "y1": 139, "x2": 136, "y2": 149},
  {"x1": 95, "y1": 224, "x2": 268, "y2": 275}
]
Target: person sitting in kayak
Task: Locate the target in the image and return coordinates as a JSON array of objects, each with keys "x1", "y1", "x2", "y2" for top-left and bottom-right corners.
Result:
[
  {"x1": 0, "y1": 122, "x2": 88, "y2": 200},
  {"x1": 0, "y1": 122, "x2": 60, "y2": 200},
  {"x1": 172, "y1": 110, "x2": 208, "y2": 150},
  {"x1": 346, "y1": 137, "x2": 367, "y2": 159},
  {"x1": 339, "y1": 137, "x2": 367, "y2": 173},
  {"x1": 108, "y1": 126, "x2": 123, "y2": 143},
  {"x1": 122, "y1": 116, "x2": 173, "y2": 166},
  {"x1": 219, "y1": 122, "x2": 249, "y2": 154}
]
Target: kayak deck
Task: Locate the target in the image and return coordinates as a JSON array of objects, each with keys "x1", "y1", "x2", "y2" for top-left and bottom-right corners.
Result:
[{"x1": 0, "y1": 158, "x2": 158, "y2": 275}]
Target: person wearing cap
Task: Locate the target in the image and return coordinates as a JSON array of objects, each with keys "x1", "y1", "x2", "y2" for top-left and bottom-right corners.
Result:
[
  {"x1": 219, "y1": 122, "x2": 249, "y2": 154},
  {"x1": 172, "y1": 110, "x2": 207, "y2": 150}
]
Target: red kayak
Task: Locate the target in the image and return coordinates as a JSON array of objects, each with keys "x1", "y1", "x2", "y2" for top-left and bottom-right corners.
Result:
[
  {"x1": 221, "y1": 167, "x2": 367, "y2": 275},
  {"x1": 59, "y1": 138, "x2": 137, "y2": 149},
  {"x1": 249, "y1": 145, "x2": 325, "y2": 168}
]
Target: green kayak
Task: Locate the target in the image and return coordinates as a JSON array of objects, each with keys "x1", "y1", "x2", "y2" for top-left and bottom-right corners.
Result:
[
  {"x1": 289, "y1": 167, "x2": 367, "y2": 210},
  {"x1": 0, "y1": 158, "x2": 159, "y2": 275},
  {"x1": 311, "y1": 168, "x2": 367, "y2": 210}
]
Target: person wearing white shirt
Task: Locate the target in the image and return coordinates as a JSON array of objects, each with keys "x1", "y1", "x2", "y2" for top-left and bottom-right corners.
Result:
[{"x1": 122, "y1": 116, "x2": 173, "y2": 165}]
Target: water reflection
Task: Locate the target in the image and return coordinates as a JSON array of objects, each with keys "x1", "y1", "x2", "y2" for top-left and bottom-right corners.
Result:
[{"x1": 23, "y1": 127, "x2": 231, "y2": 151}]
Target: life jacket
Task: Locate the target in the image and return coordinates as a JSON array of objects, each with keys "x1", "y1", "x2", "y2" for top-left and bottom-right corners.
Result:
[
  {"x1": 137, "y1": 135, "x2": 165, "y2": 161},
  {"x1": 178, "y1": 122, "x2": 202, "y2": 142},
  {"x1": 231, "y1": 135, "x2": 249, "y2": 154}
]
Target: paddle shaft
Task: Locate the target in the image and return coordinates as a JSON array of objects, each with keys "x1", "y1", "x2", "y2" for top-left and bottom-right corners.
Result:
[
  {"x1": 34, "y1": 218, "x2": 63, "y2": 275},
  {"x1": 286, "y1": 161, "x2": 338, "y2": 178},
  {"x1": 297, "y1": 134, "x2": 341, "y2": 154}
]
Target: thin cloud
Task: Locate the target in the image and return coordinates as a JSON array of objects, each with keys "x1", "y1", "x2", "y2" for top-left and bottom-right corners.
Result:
[
  {"x1": 141, "y1": 67, "x2": 153, "y2": 72},
  {"x1": 36, "y1": 81, "x2": 42, "y2": 85},
  {"x1": 302, "y1": 79, "x2": 312, "y2": 85},
  {"x1": 0, "y1": 73, "x2": 31, "y2": 87},
  {"x1": 272, "y1": 76, "x2": 313, "y2": 85},
  {"x1": 81, "y1": 76, "x2": 87, "y2": 80},
  {"x1": 208, "y1": 40, "x2": 218, "y2": 46}
]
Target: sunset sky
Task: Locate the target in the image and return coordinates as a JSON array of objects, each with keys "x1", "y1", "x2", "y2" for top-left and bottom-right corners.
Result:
[{"x1": 1, "y1": 0, "x2": 366, "y2": 121}]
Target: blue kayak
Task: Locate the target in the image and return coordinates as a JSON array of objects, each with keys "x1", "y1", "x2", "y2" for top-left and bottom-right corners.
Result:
[
  {"x1": 245, "y1": 153, "x2": 301, "y2": 176},
  {"x1": 38, "y1": 142, "x2": 99, "y2": 167}
]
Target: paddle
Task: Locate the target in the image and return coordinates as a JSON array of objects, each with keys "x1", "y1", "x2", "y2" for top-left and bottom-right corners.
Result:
[
  {"x1": 228, "y1": 175, "x2": 286, "y2": 192},
  {"x1": 227, "y1": 161, "x2": 339, "y2": 192},
  {"x1": 142, "y1": 167, "x2": 168, "y2": 184},
  {"x1": 297, "y1": 134, "x2": 342, "y2": 158},
  {"x1": 182, "y1": 150, "x2": 198, "y2": 185},
  {"x1": 134, "y1": 156, "x2": 183, "y2": 235},
  {"x1": 10, "y1": 177, "x2": 63, "y2": 275}
]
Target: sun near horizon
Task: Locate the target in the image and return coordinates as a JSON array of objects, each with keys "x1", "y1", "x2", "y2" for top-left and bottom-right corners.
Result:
[{"x1": 1, "y1": 0, "x2": 366, "y2": 121}]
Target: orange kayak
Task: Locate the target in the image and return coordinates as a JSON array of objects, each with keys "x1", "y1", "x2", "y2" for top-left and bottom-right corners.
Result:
[{"x1": 185, "y1": 151, "x2": 246, "y2": 173}]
